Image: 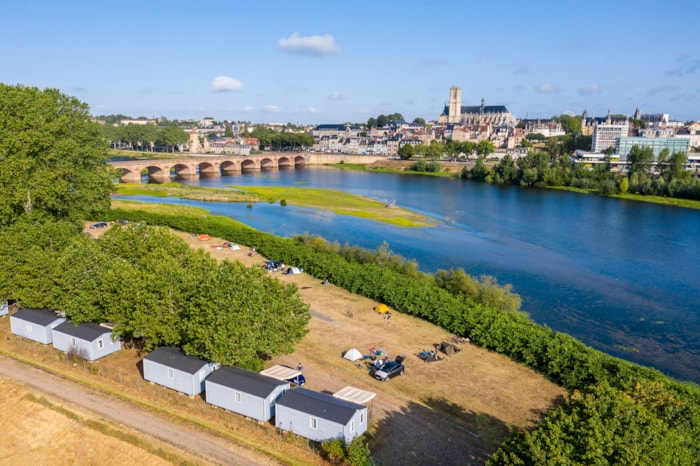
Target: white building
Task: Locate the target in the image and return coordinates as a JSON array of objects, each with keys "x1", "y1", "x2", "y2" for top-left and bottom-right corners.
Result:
[{"x1": 592, "y1": 118, "x2": 629, "y2": 153}]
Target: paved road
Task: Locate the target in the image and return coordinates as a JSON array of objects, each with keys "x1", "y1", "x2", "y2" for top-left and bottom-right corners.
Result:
[{"x1": 0, "y1": 357, "x2": 277, "y2": 466}]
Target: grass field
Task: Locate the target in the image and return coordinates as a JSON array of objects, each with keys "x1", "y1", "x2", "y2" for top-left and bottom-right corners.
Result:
[{"x1": 230, "y1": 185, "x2": 435, "y2": 227}]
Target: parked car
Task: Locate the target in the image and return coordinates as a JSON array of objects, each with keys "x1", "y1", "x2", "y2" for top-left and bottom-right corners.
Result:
[
  {"x1": 90, "y1": 221, "x2": 108, "y2": 229},
  {"x1": 374, "y1": 355, "x2": 405, "y2": 381}
]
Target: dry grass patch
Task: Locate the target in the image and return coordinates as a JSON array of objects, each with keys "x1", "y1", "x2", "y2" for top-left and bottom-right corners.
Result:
[{"x1": 0, "y1": 375, "x2": 203, "y2": 465}]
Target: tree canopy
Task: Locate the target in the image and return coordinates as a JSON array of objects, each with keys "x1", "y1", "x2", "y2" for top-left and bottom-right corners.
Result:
[
  {"x1": 0, "y1": 221, "x2": 310, "y2": 366},
  {"x1": 0, "y1": 84, "x2": 113, "y2": 227}
]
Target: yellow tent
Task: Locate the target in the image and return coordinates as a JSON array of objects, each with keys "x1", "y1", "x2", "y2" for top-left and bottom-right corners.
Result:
[{"x1": 374, "y1": 304, "x2": 390, "y2": 314}]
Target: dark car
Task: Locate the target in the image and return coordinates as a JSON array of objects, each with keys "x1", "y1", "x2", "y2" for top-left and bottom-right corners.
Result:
[
  {"x1": 374, "y1": 355, "x2": 405, "y2": 381},
  {"x1": 90, "y1": 221, "x2": 108, "y2": 229}
]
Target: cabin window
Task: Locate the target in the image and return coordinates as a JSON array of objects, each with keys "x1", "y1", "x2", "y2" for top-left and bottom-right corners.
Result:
[
  {"x1": 349, "y1": 420, "x2": 355, "y2": 433},
  {"x1": 309, "y1": 417, "x2": 318, "y2": 430},
  {"x1": 70, "y1": 337, "x2": 76, "y2": 347},
  {"x1": 26, "y1": 322, "x2": 32, "y2": 332},
  {"x1": 97, "y1": 339, "x2": 104, "y2": 349},
  {"x1": 235, "y1": 391, "x2": 242, "y2": 403},
  {"x1": 360, "y1": 412, "x2": 365, "y2": 424},
  {"x1": 167, "y1": 368, "x2": 174, "y2": 380}
]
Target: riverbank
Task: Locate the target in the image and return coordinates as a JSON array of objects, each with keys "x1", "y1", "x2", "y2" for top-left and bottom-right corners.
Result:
[{"x1": 331, "y1": 160, "x2": 700, "y2": 210}]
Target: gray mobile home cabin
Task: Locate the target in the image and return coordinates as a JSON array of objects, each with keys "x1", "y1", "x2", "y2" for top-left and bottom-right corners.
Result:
[
  {"x1": 51, "y1": 321, "x2": 121, "y2": 361},
  {"x1": 0, "y1": 301, "x2": 8, "y2": 317},
  {"x1": 205, "y1": 365, "x2": 289, "y2": 421},
  {"x1": 275, "y1": 388, "x2": 368, "y2": 443},
  {"x1": 143, "y1": 346, "x2": 218, "y2": 397},
  {"x1": 10, "y1": 308, "x2": 66, "y2": 344}
]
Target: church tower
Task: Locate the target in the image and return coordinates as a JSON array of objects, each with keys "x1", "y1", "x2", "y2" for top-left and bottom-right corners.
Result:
[{"x1": 448, "y1": 86, "x2": 462, "y2": 123}]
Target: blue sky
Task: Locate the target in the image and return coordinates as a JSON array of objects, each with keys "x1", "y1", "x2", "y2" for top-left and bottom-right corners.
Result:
[{"x1": 2, "y1": 1, "x2": 698, "y2": 124}]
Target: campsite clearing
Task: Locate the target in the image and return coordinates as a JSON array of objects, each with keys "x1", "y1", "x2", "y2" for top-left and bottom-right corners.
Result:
[
  {"x1": 0, "y1": 223, "x2": 566, "y2": 466},
  {"x1": 167, "y1": 228, "x2": 568, "y2": 464}
]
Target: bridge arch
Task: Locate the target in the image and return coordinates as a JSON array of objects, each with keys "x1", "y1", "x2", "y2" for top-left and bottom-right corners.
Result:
[
  {"x1": 294, "y1": 155, "x2": 306, "y2": 166},
  {"x1": 172, "y1": 163, "x2": 196, "y2": 179},
  {"x1": 260, "y1": 158, "x2": 275, "y2": 170},
  {"x1": 144, "y1": 165, "x2": 170, "y2": 183},
  {"x1": 278, "y1": 156, "x2": 292, "y2": 169},
  {"x1": 220, "y1": 160, "x2": 239, "y2": 175},
  {"x1": 240, "y1": 159, "x2": 257, "y2": 171},
  {"x1": 198, "y1": 161, "x2": 220, "y2": 177}
]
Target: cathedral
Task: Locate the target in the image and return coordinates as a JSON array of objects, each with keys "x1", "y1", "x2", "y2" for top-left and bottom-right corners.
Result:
[{"x1": 438, "y1": 86, "x2": 516, "y2": 127}]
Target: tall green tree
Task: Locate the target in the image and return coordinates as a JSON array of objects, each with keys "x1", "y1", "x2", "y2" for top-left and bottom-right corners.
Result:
[
  {"x1": 476, "y1": 140, "x2": 495, "y2": 157},
  {"x1": 397, "y1": 143, "x2": 414, "y2": 160},
  {"x1": 157, "y1": 124, "x2": 188, "y2": 152},
  {"x1": 183, "y1": 260, "x2": 310, "y2": 365},
  {"x1": 0, "y1": 84, "x2": 113, "y2": 227},
  {"x1": 628, "y1": 145, "x2": 655, "y2": 174}
]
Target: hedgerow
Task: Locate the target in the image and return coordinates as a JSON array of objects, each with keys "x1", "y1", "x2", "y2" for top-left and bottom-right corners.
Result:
[{"x1": 105, "y1": 207, "x2": 700, "y2": 460}]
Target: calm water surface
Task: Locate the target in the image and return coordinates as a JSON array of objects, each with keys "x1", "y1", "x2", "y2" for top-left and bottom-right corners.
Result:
[{"x1": 116, "y1": 167, "x2": 700, "y2": 381}]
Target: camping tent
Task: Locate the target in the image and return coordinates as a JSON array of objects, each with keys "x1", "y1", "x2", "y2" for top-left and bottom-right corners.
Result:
[
  {"x1": 374, "y1": 304, "x2": 390, "y2": 314},
  {"x1": 343, "y1": 348, "x2": 363, "y2": 362},
  {"x1": 286, "y1": 267, "x2": 303, "y2": 275},
  {"x1": 197, "y1": 234, "x2": 211, "y2": 241}
]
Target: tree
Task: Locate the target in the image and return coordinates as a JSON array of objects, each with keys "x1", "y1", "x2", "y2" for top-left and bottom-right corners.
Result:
[
  {"x1": 493, "y1": 154, "x2": 518, "y2": 184},
  {"x1": 627, "y1": 145, "x2": 654, "y2": 174},
  {"x1": 183, "y1": 259, "x2": 310, "y2": 365},
  {"x1": 413, "y1": 117, "x2": 426, "y2": 126},
  {"x1": 475, "y1": 140, "x2": 495, "y2": 158},
  {"x1": 0, "y1": 84, "x2": 113, "y2": 227},
  {"x1": 488, "y1": 383, "x2": 692, "y2": 465},
  {"x1": 157, "y1": 124, "x2": 188, "y2": 152},
  {"x1": 397, "y1": 143, "x2": 414, "y2": 160},
  {"x1": 662, "y1": 151, "x2": 689, "y2": 182},
  {"x1": 558, "y1": 114, "x2": 581, "y2": 135}
]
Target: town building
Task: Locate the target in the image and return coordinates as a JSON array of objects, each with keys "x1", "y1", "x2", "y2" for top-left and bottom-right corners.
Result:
[
  {"x1": 438, "y1": 86, "x2": 516, "y2": 127},
  {"x1": 591, "y1": 113, "x2": 630, "y2": 153},
  {"x1": 616, "y1": 137, "x2": 690, "y2": 159}
]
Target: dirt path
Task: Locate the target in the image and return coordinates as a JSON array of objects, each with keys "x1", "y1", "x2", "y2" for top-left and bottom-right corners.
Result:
[{"x1": 0, "y1": 357, "x2": 275, "y2": 466}]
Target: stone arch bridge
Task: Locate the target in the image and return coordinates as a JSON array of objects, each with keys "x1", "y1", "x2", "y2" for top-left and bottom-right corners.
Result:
[{"x1": 109, "y1": 153, "x2": 385, "y2": 183}]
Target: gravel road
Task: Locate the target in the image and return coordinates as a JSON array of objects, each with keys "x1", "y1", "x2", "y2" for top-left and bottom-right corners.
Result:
[{"x1": 0, "y1": 357, "x2": 278, "y2": 466}]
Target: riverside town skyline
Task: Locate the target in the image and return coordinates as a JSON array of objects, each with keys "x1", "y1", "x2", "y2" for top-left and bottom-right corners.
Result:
[{"x1": 2, "y1": 1, "x2": 699, "y2": 124}]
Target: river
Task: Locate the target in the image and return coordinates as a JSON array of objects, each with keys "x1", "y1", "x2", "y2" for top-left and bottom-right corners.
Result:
[{"x1": 115, "y1": 167, "x2": 700, "y2": 382}]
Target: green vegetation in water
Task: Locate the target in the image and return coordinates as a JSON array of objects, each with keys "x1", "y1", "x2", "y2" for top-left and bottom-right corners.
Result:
[
  {"x1": 613, "y1": 344, "x2": 640, "y2": 353},
  {"x1": 610, "y1": 192, "x2": 700, "y2": 210},
  {"x1": 546, "y1": 185, "x2": 700, "y2": 209},
  {"x1": 229, "y1": 185, "x2": 434, "y2": 227},
  {"x1": 114, "y1": 183, "x2": 259, "y2": 202},
  {"x1": 326, "y1": 163, "x2": 367, "y2": 171}
]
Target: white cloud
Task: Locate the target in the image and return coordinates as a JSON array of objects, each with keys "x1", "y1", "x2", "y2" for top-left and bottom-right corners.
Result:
[
  {"x1": 327, "y1": 91, "x2": 345, "y2": 101},
  {"x1": 305, "y1": 106, "x2": 319, "y2": 114},
  {"x1": 210, "y1": 76, "x2": 244, "y2": 92},
  {"x1": 535, "y1": 83, "x2": 560, "y2": 94},
  {"x1": 242, "y1": 105, "x2": 256, "y2": 112},
  {"x1": 579, "y1": 83, "x2": 601, "y2": 95},
  {"x1": 277, "y1": 33, "x2": 341, "y2": 56},
  {"x1": 264, "y1": 105, "x2": 281, "y2": 113}
]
